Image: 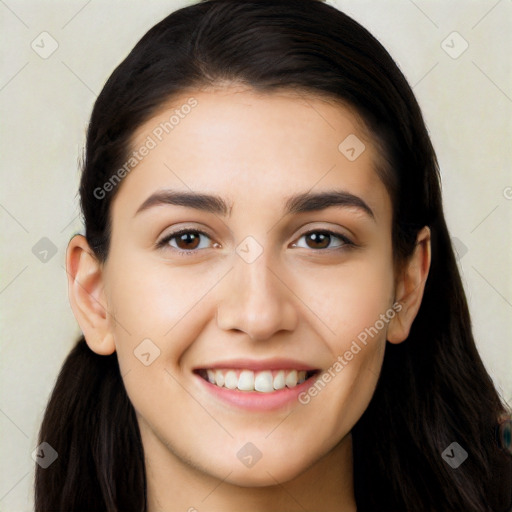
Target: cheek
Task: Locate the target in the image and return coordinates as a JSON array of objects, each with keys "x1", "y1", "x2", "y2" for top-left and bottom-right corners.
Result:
[
  {"x1": 104, "y1": 251, "x2": 229, "y2": 383},
  {"x1": 106, "y1": 249, "x2": 210, "y2": 336},
  {"x1": 297, "y1": 252, "x2": 395, "y2": 347},
  {"x1": 291, "y1": 250, "x2": 393, "y2": 421}
]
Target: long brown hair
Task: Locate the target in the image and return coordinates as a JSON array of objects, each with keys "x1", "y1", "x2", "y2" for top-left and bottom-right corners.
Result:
[{"x1": 35, "y1": 1, "x2": 512, "y2": 510}]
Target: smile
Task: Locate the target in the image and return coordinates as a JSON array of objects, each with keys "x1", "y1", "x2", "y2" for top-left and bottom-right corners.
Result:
[{"x1": 196, "y1": 368, "x2": 319, "y2": 393}]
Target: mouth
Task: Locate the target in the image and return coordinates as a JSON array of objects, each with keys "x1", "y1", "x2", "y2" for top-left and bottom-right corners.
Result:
[{"x1": 194, "y1": 368, "x2": 320, "y2": 393}]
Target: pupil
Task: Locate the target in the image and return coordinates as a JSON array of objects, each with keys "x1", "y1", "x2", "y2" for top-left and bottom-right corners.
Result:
[
  {"x1": 179, "y1": 233, "x2": 199, "y2": 249},
  {"x1": 309, "y1": 232, "x2": 329, "y2": 249}
]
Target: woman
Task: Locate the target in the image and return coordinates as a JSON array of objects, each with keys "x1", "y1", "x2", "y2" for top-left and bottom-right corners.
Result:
[{"x1": 35, "y1": 0, "x2": 512, "y2": 510}]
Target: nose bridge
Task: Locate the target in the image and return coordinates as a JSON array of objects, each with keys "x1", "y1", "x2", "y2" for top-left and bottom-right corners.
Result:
[{"x1": 216, "y1": 241, "x2": 297, "y2": 340}]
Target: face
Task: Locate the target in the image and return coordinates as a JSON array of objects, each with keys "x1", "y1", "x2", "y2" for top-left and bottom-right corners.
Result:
[{"x1": 97, "y1": 86, "x2": 398, "y2": 485}]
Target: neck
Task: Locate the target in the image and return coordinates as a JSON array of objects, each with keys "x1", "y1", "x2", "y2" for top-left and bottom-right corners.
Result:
[{"x1": 142, "y1": 423, "x2": 357, "y2": 512}]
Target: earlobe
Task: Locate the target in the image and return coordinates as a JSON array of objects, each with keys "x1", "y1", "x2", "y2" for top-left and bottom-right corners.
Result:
[
  {"x1": 65, "y1": 234, "x2": 116, "y2": 355},
  {"x1": 387, "y1": 226, "x2": 431, "y2": 344}
]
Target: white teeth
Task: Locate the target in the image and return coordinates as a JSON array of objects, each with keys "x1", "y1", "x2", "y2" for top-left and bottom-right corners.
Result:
[
  {"x1": 214, "y1": 370, "x2": 225, "y2": 387},
  {"x1": 285, "y1": 369, "x2": 298, "y2": 388},
  {"x1": 254, "y1": 371, "x2": 274, "y2": 393},
  {"x1": 273, "y1": 370, "x2": 286, "y2": 390},
  {"x1": 202, "y1": 368, "x2": 314, "y2": 392},
  {"x1": 237, "y1": 370, "x2": 255, "y2": 391},
  {"x1": 224, "y1": 370, "x2": 238, "y2": 389}
]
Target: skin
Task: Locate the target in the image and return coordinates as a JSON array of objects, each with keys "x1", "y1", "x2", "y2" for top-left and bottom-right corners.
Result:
[{"x1": 66, "y1": 85, "x2": 431, "y2": 511}]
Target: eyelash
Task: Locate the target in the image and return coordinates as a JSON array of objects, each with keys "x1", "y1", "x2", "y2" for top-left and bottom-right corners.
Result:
[{"x1": 156, "y1": 228, "x2": 355, "y2": 257}]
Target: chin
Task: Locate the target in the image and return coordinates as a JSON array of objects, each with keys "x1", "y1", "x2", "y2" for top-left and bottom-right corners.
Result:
[
  {"x1": 206, "y1": 449, "x2": 313, "y2": 488},
  {"x1": 224, "y1": 464, "x2": 305, "y2": 488}
]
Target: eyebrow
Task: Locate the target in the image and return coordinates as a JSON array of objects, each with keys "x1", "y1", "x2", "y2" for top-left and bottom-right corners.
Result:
[{"x1": 134, "y1": 189, "x2": 375, "y2": 220}]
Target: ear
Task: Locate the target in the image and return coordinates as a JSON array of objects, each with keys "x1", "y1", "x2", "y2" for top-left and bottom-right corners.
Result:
[
  {"x1": 65, "y1": 234, "x2": 116, "y2": 355},
  {"x1": 387, "y1": 226, "x2": 431, "y2": 344}
]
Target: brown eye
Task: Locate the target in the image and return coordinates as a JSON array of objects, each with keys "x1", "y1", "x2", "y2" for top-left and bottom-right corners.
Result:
[
  {"x1": 173, "y1": 231, "x2": 202, "y2": 250},
  {"x1": 294, "y1": 230, "x2": 353, "y2": 251},
  {"x1": 305, "y1": 232, "x2": 331, "y2": 249},
  {"x1": 157, "y1": 229, "x2": 213, "y2": 256}
]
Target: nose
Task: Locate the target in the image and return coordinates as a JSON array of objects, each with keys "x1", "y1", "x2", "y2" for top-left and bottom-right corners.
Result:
[{"x1": 216, "y1": 250, "x2": 298, "y2": 341}]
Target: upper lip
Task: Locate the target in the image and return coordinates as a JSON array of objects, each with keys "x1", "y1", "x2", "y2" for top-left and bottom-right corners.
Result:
[{"x1": 193, "y1": 358, "x2": 319, "y2": 372}]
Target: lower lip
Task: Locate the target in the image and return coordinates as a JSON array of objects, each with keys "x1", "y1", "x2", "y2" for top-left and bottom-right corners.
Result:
[{"x1": 194, "y1": 373, "x2": 318, "y2": 411}]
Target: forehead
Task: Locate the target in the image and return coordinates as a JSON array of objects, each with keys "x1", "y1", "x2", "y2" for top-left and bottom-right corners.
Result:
[{"x1": 112, "y1": 85, "x2": 390, "y2": 222}]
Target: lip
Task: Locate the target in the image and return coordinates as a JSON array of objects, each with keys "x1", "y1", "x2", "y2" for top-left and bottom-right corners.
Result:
[
  {"x1": 192, "y1": 360, "x2": 320, "y2": 411},
  {"x1": 193, "y1": 358, "x2": 319, "y2": 372}
]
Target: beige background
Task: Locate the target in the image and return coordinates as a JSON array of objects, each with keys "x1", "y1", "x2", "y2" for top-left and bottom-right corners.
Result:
[{"x1": 0, "y1": 0, "x2": 511, "y2": 509}]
